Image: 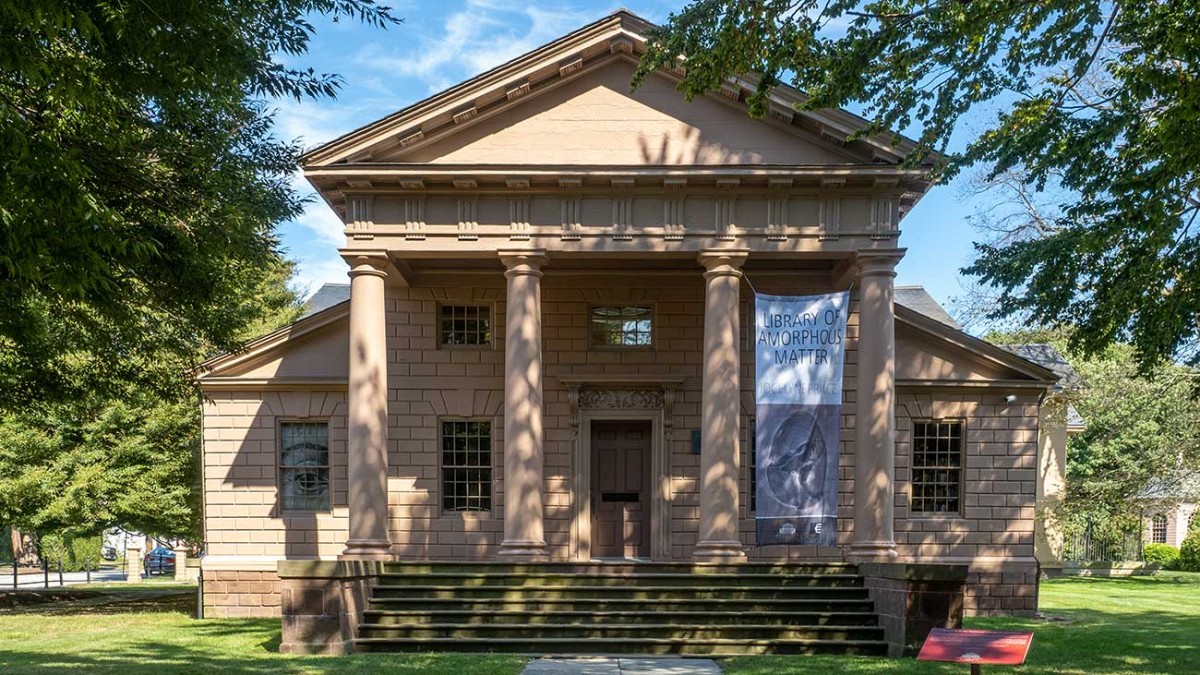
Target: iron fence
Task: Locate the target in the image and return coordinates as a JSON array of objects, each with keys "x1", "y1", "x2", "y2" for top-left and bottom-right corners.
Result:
[{"x1": 1063, "y1": 528, "x2": 1144, "y2": 562}]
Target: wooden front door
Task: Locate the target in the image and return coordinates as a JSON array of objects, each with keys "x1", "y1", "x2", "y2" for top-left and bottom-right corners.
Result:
[{"x1": 591, "y1": 420, "x2": 652, "y2": 559}]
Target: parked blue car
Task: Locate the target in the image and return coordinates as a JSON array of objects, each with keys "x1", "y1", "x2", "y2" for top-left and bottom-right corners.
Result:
[{"x1": 143, "y1": 547, "x2": 176, "y2": 575}]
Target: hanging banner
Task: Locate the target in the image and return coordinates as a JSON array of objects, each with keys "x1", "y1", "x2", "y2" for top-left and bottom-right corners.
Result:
[{"x1": 755, "y1": 291, "x2": 849, "y2": 546}]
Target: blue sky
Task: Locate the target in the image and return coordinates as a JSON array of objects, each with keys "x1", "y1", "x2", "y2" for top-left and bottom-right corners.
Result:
[{"x1": 274, "y1": 0, "x2": 985, "y2": 320}]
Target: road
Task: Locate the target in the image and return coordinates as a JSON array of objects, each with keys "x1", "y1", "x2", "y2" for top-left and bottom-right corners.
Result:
[{"x1": 0, "y1": 567, "x2": 128, "y2": 589}]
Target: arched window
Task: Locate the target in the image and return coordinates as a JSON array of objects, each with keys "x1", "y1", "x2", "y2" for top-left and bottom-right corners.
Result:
[{"x1": 1151, "y1": 514, "x2": 1168, "y2": 544}]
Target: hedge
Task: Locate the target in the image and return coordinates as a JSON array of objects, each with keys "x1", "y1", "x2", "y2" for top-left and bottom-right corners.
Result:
[{"x1": 38, "y1": 532, "x2": 104, "y2": 572}]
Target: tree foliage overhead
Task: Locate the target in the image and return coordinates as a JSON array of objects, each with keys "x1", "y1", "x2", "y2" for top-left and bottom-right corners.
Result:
[
  {"x1": 0, "y1": 0, "x2": 398, "y2": 408},
  {"x1": 637, "y1": 1, "x2": 1200, "y2": 371}
]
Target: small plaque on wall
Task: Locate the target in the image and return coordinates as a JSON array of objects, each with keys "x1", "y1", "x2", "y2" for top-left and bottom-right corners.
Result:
[{"x1": 691, "y1": 429, "x2": 701, "y2": 455}]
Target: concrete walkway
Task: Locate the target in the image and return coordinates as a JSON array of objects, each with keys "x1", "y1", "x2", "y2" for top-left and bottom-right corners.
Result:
[{"x1": 523, "y1": 658, "x2": 722, "y2": 675}]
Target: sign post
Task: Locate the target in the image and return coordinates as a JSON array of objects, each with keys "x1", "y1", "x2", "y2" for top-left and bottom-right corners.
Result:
[{"x1": 917, "y1": 628, "x2": 1034, "y2": 673}]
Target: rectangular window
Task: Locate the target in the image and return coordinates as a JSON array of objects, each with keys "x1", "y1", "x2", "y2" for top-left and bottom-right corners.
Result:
[
  {"x1": 440, "y1": 305, "x2": 492, "y2": 346},
  {"x1": 1152, "y1": 514, "x2": 1168, "y2": 544},
  {"x1": 441, "y1": 420, "x2": 492, "y2": 513},
  {"x1": 911, "y1": 420, "x2": 963, "y2": 515},
  {"x1": 591, "y1": 305, "x2": 653, "y2": 348},
  {"x1": 280, "y1": 421, "x2": 330, "y2": 511}
]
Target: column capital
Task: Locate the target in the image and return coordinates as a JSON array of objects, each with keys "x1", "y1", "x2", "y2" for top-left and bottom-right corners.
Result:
[
  {"x1": 499, "y1": 249, "x2": 547, "y2": 278},
  {"x1": 698, "y1": 249, "x2": 749, "y2": 278},
  {"x1": 345, "y1": 252, "x2": 390, "y2": 279},
  {"x1": 855, "y1": 249, "x2": 905, "y2": 278}
]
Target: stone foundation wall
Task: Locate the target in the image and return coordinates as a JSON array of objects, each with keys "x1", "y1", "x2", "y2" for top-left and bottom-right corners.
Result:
[
  {"x1": 861, "y1": 562, "x2": 968, "y2": 656},
  {"x1": 202, "y1": 570, "x2": 281, "y2": 618},
  {"x1": 278, "y1": 561, "x2": 381, "y2": 655},
  {"x1": 964, "y1": 560, "x2": 1039, "y2": 616}
]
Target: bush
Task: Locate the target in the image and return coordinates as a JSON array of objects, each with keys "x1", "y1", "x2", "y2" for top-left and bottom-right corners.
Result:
[
  {"x1": 38, "y1": 532, "x2": 104, "y2": 571},
  {"x1": 1143, "y1": 543, "x2": 1181, "y2": 569},
  {"x1": 1181, "y1": 522, "x2": 1200, "y2": 573}
]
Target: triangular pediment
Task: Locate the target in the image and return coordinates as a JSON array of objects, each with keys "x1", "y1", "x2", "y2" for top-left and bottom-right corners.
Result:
[
  {"x1": 302, "y1": 11, "x2": 919, "y2": 169},
  {"x1": 895, "y1": 307, "x2": 1058, "y2": 386},
  {"x1": 377, "y1": 60, "x2": 857, "y2": 167},
  {"x1": 198, "y1": 304, "x2": 349, "y2": 388}
]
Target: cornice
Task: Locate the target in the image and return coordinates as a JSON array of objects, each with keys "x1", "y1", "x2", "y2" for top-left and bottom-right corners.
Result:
[{"x1": 198, "y1": 377, "x2": 348, "y2": 392}]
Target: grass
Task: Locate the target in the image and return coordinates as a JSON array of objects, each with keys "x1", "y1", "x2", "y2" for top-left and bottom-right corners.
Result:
[
  {"x1": 0, "y1": 573, "x2": 1195, "y2": 674},
  {"x1": 0, "y1": 587, "x2": 525, "y2": 674},
  {"x1": 723, "y1": 572, "x2": 1200, "y2": 675}
]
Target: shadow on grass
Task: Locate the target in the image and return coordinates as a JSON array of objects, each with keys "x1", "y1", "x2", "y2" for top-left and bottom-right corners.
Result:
[{"x1": 0, "y1": 590, "x2": 195, "y2": 616}]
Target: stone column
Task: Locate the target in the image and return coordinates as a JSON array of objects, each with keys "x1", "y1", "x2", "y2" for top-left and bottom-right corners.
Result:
[
  {"x1": 695, "y1": 250, "x2": 749, "y2": 561},
  {"x1": 1035, "y1": 396, "x2": 1068, "y2": 571},
  {"x1": 341, "y1": 254, "x2": 392, "y2": 560},
  {"x1": 498, "y1": 250, "x2": 549, "y2": 560},
  {"x1": 851, "y1": 250, "x2": 904, "y2": 561},
  {"x1": 126, "y1": 546, "x2": 142, "y2": 584},
  {"x1": 173, "y1": 545, "x2": 189, "y2": 582}
]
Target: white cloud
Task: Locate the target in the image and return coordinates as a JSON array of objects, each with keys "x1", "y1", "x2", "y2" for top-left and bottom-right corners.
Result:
[
  {"x1": 291, "y1": 252, "x2": 350, "y2": 299},
  {"x1": 356, "y1": 1, "x2": 607, "y2": 93},
  {"x1": 295, "y1": 197, "x2": 347, "y2": 250}
]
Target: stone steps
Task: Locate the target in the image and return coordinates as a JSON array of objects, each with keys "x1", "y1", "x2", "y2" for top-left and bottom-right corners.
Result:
[
  {"x1": 358, "y1": 623, "x2": 884, "y2": 641},
  {"x1": 355, "y1": 636, "x2": 889, "y2": 656},
  {"x1": 370, "y1": 584, "x2": 866, "y2": 601},
  {"x1": 354, "y1": 562, "x2": 887, "y2": 656},
  {"x1": 375, "y1": 572, "x2": 865, "y2": 587},
  {"x1": 361, "y1": 609, "x2": 881, "y2": 626}
]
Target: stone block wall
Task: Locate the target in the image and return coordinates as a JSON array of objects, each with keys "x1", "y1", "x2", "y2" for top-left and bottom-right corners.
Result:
[
  {"x1": 965, "y1": 560, "x2": 1040, "y2": 616},
  {"x1": 203, "y1": 569, "x2": 281, "y2": 618},
  {"x1": 201, "y1": 390, "x2": 350, "y2": 562}
]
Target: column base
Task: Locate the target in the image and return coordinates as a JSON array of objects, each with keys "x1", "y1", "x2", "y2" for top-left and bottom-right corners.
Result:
[
  {"x1": 497, "y1": 539, "x2": 549, "y2": 561},
  {"x1": 849, "y1": 540, "x2": 899, "y2": 562},
  {"x1": 692, "y1": 540, "x2": 747, "y2": 562},
  {"x1": 339, "y1": 539, "x2": 393, "y2": 561}
]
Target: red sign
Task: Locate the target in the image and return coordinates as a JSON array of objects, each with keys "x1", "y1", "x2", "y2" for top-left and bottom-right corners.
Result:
[{"x1": 917, "y1": 628, "x2": 1034, "y2": 666}]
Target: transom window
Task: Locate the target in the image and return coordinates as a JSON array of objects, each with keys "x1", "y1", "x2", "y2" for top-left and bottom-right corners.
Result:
[
  {"x1": 911, "y1": 420, "x2": 963, "y2": 515},
  {"x1": 591, "y1": 306, "x2": 653, "y2": 348},
  {"x1": 1151, "y1": 514, "x2": 1168, "y2": 544},
  {"x1": 440, "y1": 305, "x2": 491, "y2": 346},
  {"x1": 280, "y1": 422, "x2": 330, "y2": 511},
  {"x1": 441, "y1": 420, "x2": 492, "y2": 513}
]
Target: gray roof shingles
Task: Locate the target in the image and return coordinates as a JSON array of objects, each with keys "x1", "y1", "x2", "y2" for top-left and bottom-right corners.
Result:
[
  {"x1": 300, "y1": 283, "x2": 349, "y2": 319},
  {"x1": 1000, "y1": 343, "x2": 1083, "y2": 390},
  {"x1": 895, "y1": 286, "x2": 961, "y2": 330}
]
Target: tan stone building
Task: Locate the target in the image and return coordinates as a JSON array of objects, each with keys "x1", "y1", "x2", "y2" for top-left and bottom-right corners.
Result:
[{"x1": 197, "y1": 11, "x2": 1063, "y2": 655}]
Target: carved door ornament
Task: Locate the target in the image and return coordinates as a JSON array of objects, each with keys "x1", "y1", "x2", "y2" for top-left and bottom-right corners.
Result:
[{"x1": 565, "y1": 381, "x2": 679, "y2": 439}]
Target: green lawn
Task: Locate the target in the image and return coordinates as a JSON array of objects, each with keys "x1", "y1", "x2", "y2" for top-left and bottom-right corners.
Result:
[
  {"x1": 724, "y1": 572, "x2": 1200, "y2": 675},
  {"x1": 0, "y1": 574, "x2": 1195, "y2": 674}
]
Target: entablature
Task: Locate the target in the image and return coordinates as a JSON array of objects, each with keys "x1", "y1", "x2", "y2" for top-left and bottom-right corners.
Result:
[{"x1": 328, "y1": 166, "x2": 916, "y2": 252}]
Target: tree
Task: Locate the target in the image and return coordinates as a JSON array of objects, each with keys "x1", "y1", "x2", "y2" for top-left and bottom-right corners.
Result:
[
  {"x1": 0, "y1": 259, "x2": 303, "y2": 542},
  {"x1": 986, "y1": 327, "x2": 1200, "y2": 534},
  {"x1": 636, "y1": 1, "x2": 1200, "y2": 371},
  {"x1": 0, "y1": 0, "x2": 399, "y2": 409}
]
